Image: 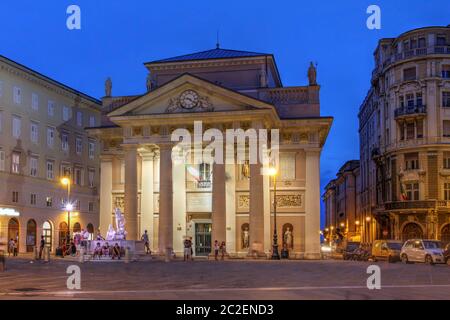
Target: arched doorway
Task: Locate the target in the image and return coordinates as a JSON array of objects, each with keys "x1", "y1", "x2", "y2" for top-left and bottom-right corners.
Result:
[
  {"x1": 441, "y1": 224, "x2": 450, "y2": 244},
  {"x1": 73, "y1": 222, "x2": 81, "y2": 234},
  {"x1": 8, "y1": 218, "x2": 19, "y2": 252},
  {"x1": 86, "y1": 223, "x2": 94, "y2": 240},
  {"x1": 402, "y1": 223, "x2": 423, "y2": 241},
  {"x1": 26, "y1": 219, "x2": 37, "y2": 252},
  {"x1": 42, "y1": 221, "x2": 52, "y2": 251},
  {"x1": 59, "y1": 222, "x2": 68, "y2": 246}
]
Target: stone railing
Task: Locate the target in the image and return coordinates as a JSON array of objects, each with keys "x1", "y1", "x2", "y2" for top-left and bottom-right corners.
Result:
[
  {"x1": 394, "y1": 105, "x2": 427, "y2": 118},
  {"x1": 258, "y1": 87, "x2": 312, "y2": 105},
  {"x1": 383, "y1": 200, "x2": 450, "y2": 211}
]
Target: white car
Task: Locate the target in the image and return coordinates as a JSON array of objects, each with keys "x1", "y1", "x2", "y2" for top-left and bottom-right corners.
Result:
[{"x1": 400, "y1": 239, "x2": 445, "y2": 265}]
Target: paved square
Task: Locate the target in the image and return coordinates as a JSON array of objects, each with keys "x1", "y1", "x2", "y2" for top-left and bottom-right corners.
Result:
[{"x1": 1, "y1": 257, "x2": 449, "y2": 300}]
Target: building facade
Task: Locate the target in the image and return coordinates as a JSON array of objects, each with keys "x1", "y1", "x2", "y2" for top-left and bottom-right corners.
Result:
[
  {"x1": 0, "y1": 55, "x2": 102, "y2": 253},
  {"x1": 90, "y1": 47, "x2": 332, "y2": 258},
  {"x1": 324, "y1": 25, "x2": 450, "y2": 244},
  {"x1": 323, "y1": 160, "x2": 362, "y2": 243}
]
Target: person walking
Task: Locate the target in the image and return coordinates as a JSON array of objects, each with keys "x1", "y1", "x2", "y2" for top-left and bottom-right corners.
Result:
[
  {"x1": 141, "y1": 230, "x2": 151, "y2": 254},
  {"x1": 39, "y1": 235, "x2": 45, "y2": 260},
  {"x1": 8, "y1": 239, "x2": 14, "y2": 257},
  {"x1": 220, "y1": 241, "x2": 226, "y2": 261},
  {"x1": 214, "y1": 240, "x2": 219, "y2": 261}
]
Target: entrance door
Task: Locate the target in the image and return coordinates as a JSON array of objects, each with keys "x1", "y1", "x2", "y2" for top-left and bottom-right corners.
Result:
[
  {"x1": 195, "y1": 223, "x2": 212, "y2": 256},
  {"x1": 42, "y1": 221, "x2": 52, "y2": 252},
  {"x1": 8, "y1": 218, "x2": 19, "y2": 252}
]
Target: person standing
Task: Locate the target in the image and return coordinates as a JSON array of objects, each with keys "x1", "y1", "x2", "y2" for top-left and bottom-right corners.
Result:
[
  {"x1": 8, "y1": 239, "x2": 14, "y2": 257},
  {"x1": 13, "y1": 240, "x2": 18, "y2": 257},
  {"x1": 183, "y1": 238, "x2": 191, "y2": 262},
  {"x1": 220, "y1": 241, "x2": 226, "y2": 261},
  {"x1": 141, "y1": 230, "x2": 151, "y2": 254},
  {"x1": 214, "y1": 240, "x2": 219, "y2": 261},
  {"x1": 39, "y1": 235, "x2": 45, "y2": 260}
]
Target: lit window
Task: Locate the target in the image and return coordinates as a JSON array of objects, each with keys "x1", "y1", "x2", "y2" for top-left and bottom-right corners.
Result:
[
  {"x1": 46, "y1": 197, "x2": 53, "y2": 207},
  {"x1": 12, "y1": 152, "x2": 20, "y2": 174}
]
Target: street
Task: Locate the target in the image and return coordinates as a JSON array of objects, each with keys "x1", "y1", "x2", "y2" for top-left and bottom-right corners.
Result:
[{"x1": 1, "y1": 257, "x2": 449, "y2": 300}]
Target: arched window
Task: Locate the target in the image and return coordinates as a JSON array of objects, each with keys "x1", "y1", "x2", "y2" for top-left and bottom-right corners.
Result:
[
  {"x1": 402, "y1": 223, "x2": 423, "y2": 241},
  {"x1": 42, "y1": 221, "x2": 52, "y2": 251},
  {"x1": 26, "y1": 219, "x2": 37, "y2": 252},
  {"x1": 441, "y1": 224, "x2": 450, "y2": 244},
  {"x1": 73, "y1": 222, "x2": 81, "y2": 233}
]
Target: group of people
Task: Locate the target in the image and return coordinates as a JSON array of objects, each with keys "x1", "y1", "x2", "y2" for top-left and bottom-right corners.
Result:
[
  {"x1": 213, "y1": 240, "x2": 227, "y2": 261},
  {"x1": 93, "y1": 242, "x2": 122, "y2": 260}
]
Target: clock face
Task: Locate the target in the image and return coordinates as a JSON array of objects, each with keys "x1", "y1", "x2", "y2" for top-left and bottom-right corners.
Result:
[{"x1": 180, "y1": 90, "x2": 199, "y2": 109}]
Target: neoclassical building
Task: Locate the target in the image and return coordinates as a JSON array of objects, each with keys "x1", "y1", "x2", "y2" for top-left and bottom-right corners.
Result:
[
  {"x1": 331, "y1": 25, "x2": 450, "y2": 244},
  {"x1": 89, "y1": 47, "x2": 332, "y2": 258}
]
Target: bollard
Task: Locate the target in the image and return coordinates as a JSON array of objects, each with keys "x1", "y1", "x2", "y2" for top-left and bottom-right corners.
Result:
[
  {"x1": 79, "y1": 247, "x2": 85, "y2": 263},
  {"x1": 165, "y1": 247, "x2": 172, "y2": 263},
  {"x1": 0, "y1": 250, "x2": 5, "y2": 272},
  {"x1": 124, "y1": 247, "x2": 130, "y2": 263}
]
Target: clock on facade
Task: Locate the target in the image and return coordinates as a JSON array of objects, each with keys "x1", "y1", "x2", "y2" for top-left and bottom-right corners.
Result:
[{"x1": 179, "y1": 90, "x2": 199, "y2": 109}]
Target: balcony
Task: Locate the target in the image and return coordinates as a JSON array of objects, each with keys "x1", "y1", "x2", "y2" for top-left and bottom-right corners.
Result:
[
  {"x1": 394, "y1": 105, "x2": 427, "y2": 119},
  {"x1": 383, "y1": 200, "x2": 450, "y2": 211}
]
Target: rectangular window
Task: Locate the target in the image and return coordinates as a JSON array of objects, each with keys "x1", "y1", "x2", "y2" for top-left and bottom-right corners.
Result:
[
  {"x1": 400, "y1": 96, "x2": 405, "y2": 108},
  {"x1": 444, "y1": 120, "x2": 450, "y2": 137},
  {"x1": 437, "y1": 36, "x2": 447, "y2": 46},
  {"x1": 405, "y1": 153, "x2": 419, "y2": 170},
  {"x1": 89, "y1": 115, "x2": 95, "y2": 127},
  {"x1": 76, "y1": 111, "x2": 83, "y2": 127},
  {"x1": 418, "y1": 37, "x2": 426, "y2": 48},
  {"x1": 61, "y1": 133, "x2": 69, "y2": 152},
  {"x1": 46, "y1": 197, "x2": 53, "y2": 207},
  {"x1": 442, "y1": 65, "x2": 450, "y2": 79},
  {"x1": 12, "y1": 116, "x2": 21, "y2": 139},
  {"x1": 88, "y1": 140, "x2": 95, "y2": 159},
  {"x1": 74, "y1": 167, "x2": 83, "y2": 186},
  {"x1": 61, "y1": 164, "x2": 72, "y2": 179},
  {"x1": 0, "y1": 150, "x2": 5, "y2": 171},
  {"x1": 443, "y1": 92, "x2": 450, "y2": 108},
  {"x1": 403, "y1": 67, "x2": 416, "y2": 81},
  {"x1": 74, "y1": 199, "x2": 81, "y2": 210},
  {"x1": 76, "y1": 137, "x2": 82, "y2": 155},
  {"x1": 30, "y1": 121, "x2": 39, "y2": 143},
  {"x1": 47, "y1": 127, "x2": 55, "y2": 148},
  {"x1": 62, "y1": 106, "x2": 70, "y2": 122},
  {"x1": 32, "y1": 93, "x2": 39, "y2": 110},
  {"x1": 30, "y1": 194, "x2": 37, "y2": 205},
  {"x1": 88, "y1": 202, "x2": 94, "y2": 212},
  {"x1": 12, "y1": 191, "x2": 19, "y2": 203},
  {"x1": 416, "y1": 92, "x2": 423, "y2": 106},
  {"x1": 444, "y1": 152, "x2": 450, "y2": 169},
  {"x1": 405, "y1": 183, "x2": 420, "y2": 201},
  {"x1": 30, "y1": 157, "x2": 38, "y2": 177},
  {"x1": 445, "y1": 183, "x2": 450, "y2": 201},
  {"x1": 48, "y1": 101, "x2": 55, "y2": 117},
  {"x1": 88, "y1": 169, "x2": 95, "y2": 188},
  {"x1": 416, "y1": 120, "x2": 423, "y2": 139},
  {"x1": 406, "y1": 122, "x2": 415, "y2": 140},
  {"x1": 46, "y1": 161, "x2": 54, "y2": 180},
  {"x1": 12, "y1": 153, "x2": 20, "y2": 174},
  {"x1": 13, "y1": 87, "x2": 21, "y2": 104},
  {"x1": 406, "y1": 93, "x2": 414, "y2": 107}
]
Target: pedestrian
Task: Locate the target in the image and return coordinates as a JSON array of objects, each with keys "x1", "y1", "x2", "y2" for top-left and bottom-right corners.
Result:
[
  {"x1": 220, "y1": 241, "x2": 226, "y2": 260},
  {"x1": 39, "y1": 235, "x2": 45, "y2": 260},
  {"x1": 8, "y1": 238, "x2": 14, "y2": 257},
  {"x1": 189, "y1": 237, "x2": 194, "y2": 261},
  {"x1": 13, "y1": 240, "x2": 18, "y2": 257},
  {"x1": 183, "y1": 237, "x2": 191, "y2": 261},
  {"x1": 141, "y1": 230, "x2": 151, "y2": 254},
  {"x1": 214, "y1": 240, "x2": 219, "y2": 261}
]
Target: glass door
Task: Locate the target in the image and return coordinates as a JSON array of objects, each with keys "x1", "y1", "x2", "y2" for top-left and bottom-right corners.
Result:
[{"x1": 195, "y1": 223, "x2": 212, "y2": 256}]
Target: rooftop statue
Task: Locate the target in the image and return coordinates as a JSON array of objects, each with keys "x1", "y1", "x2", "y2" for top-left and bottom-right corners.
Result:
[
  {"x1": 105, "y1": 77, "x2": 112, "y2": 97},
  {"x1": 308, "y1": 62, "x2": 317, "y2": 86}
]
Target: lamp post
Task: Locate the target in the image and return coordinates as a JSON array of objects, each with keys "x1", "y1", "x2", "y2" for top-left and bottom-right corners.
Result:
[
  {"x1": 268, "y1": 167, "x2": 280, "y2": 260},
  {"x1": 61, "y1": 177, "x2": 72, "y2": 242}
]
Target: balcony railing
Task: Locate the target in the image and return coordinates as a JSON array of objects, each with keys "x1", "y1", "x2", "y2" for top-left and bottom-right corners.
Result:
[
  {"x1": 394, "y1": 105, "x2": 427, "y2": 118},
  {"x1": 383, "y1": 200, "x2": 450, "y2": 211}
]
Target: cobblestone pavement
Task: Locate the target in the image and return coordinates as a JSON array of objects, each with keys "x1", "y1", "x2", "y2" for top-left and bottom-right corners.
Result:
[{"x1": 1, "y1": 257, "x2": 450, "y2": 300}]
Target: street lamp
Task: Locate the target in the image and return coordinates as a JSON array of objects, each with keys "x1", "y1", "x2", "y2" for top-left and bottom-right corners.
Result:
[
  {"x1": 268, "y1": 167, "x2": 280, "y2": 260},
  {"x1": 61, "y1": 177, "x2": 72, "y2": 242}
]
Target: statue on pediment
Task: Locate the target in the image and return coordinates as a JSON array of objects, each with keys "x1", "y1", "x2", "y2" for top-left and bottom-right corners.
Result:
[
  {"x1": 308, "y1": 62, "x2": 317, "y2": 86},
  {"x1": 105, "y1": 77, "x2": 112, "y2": 97},
  {"x1": 146, "y1": 74, "x2": 154, "y2": 92}
]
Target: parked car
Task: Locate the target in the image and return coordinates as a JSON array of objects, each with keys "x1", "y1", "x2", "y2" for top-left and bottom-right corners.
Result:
[
  {"x1": 342, "y1": 242, "x2": 360, "y2": 260},
  {"x1": 400, "y1": 239, "x2": 445, "y2": 265},
  {"x1": 444, "y1": 243, "x2": 450, "y2": 265},
  {"x1": 371, "y1": 240, "x2": 403, "y2": 263}
]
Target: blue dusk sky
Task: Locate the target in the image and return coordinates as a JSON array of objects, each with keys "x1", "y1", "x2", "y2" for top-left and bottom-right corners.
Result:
[{"x1": 0, "y1": 0, "x2": 449, "y2": 225}]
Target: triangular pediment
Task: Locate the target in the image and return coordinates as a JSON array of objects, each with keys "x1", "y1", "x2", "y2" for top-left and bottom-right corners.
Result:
[{"x1": 108, "y1": 74, "x2": 275, "y2": 117}]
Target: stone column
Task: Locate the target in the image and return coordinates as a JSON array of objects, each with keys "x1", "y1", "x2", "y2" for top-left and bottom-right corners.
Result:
[
  {"x1": 172, "y1": 152, "x2": 186, "y2": 255},
  {"x1": 225, "y1": 163, "x2": 236, "y2": 253},
  {"x1": 99, "y1": 156, "x2": 113, "y2": 237},
  {"x1": 124, "y1": 145, "x2": 139, "y2": 240},
  {"x1": 304, "y1": 149, "x2": 321, "y2": 259},
  {"x1": 140, "y1": 151, "x2": 154, "y2": 243},
  {"x1": 158, "y1": 144, "x2": 173, "y2": 254},
  {"x1": 249, "y1": 162, "x2": 265, "y2": 255},
  {"x1": 212, "y1": 162, "x2": 226, "y2": 244}
]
